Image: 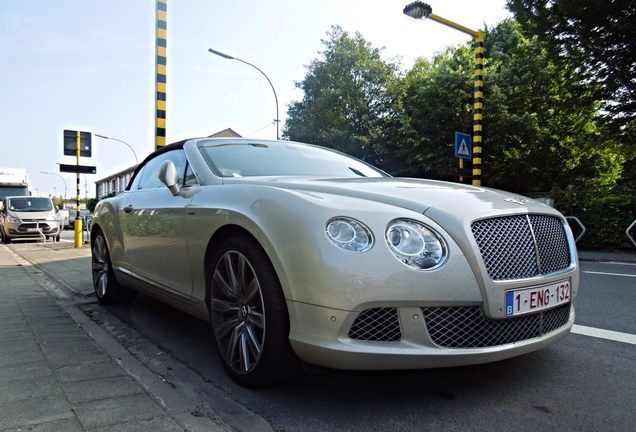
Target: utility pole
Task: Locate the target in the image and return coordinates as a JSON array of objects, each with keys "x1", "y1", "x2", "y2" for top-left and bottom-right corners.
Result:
[{"x1": 155, "y1": 0, "x2": 168, "y2": 149}]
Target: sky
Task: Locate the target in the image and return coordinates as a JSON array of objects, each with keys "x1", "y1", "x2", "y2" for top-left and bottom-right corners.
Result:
[{"x1": 0, "y1": 0, "x2": 511, "y2": 198}]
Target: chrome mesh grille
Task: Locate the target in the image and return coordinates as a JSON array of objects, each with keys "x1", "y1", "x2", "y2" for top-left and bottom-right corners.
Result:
[
  {"x1": 471, "y1": 215, "x2": 571, "y2": 280},
  {"x1": 349, "y1": 308, "x2": 402, "y2": 342},
  {"x1": 529, "y1": 215, "x2": 571, "y2": 274},
  {"x1": 422, "y1": 303, "x2": 571, "y2": 348}
]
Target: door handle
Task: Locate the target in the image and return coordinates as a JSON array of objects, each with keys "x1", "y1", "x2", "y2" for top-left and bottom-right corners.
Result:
[{"x1": 123, "y1": 205, "x2": 134, "y2": 214}]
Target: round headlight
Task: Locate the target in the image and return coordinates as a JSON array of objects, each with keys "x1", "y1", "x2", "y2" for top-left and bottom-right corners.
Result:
[
  {"x1": 386, "y1": 219, "x2": 447, "y2": 270},
  {"x1": 326, "y1": 217, "x2": 373, "y2": 253}
]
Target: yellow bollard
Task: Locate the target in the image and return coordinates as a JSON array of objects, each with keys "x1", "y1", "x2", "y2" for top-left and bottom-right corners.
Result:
[{"x1": 74, "y1": 218, "x2": 82, "y2": 248}]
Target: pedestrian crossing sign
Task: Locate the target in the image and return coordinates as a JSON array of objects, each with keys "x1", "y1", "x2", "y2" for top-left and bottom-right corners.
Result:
[{"x1": 454, "y1": 131, "x2": 472, "y2": 159}]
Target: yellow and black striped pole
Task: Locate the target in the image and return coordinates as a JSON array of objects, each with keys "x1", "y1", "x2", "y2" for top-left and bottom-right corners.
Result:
[
  {"x1": 74, "y1": 132, "x2": 82, "y2": 248},
  {"x1": 472, "y1": 31, "x2": 485, "y2": 187},
  {"x1": 155, "y1": 0, "x2": 167, "y2": 149}
]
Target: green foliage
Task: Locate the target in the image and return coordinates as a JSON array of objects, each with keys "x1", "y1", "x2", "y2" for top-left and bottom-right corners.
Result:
[
  {"x1": 553, "y1": 187, "x2": 636, "y2": 250},
  {"x1": 482, "y1": 20, "x2": 624, "y2": 192},
  {"x1": 507, "y1": 0, "x2": 636, "y2": 126},
  {"x1": 85, "y1": 197, "x2": 99, "y2": 213},
  {"x1": 284, "y1": 26, "x2": 401, "y2": 166},
  {"x1": 385, "y1": 47, "x2": 474, "y2": 178},
  {"x1": 507, "y1": 0, "x2": 636, "y2": 193}
]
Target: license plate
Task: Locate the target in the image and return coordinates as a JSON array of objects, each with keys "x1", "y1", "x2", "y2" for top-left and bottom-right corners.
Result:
[{"x1": 505, "y1": 279, "x2": 571, "y2": 317}]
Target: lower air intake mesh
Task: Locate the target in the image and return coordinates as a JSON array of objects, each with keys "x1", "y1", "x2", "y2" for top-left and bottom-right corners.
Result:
[{"x1": 422, "y1": 303, "x2": 571, "y2": 348}]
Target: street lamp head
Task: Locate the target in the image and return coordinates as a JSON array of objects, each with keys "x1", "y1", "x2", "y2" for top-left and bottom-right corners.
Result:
[
  {"x1": 208, "y1": 48, "x2": 235, "y2": 60},
  {"x1": 403, "y1": 1, "x2": 433, "y2": 19},
  {"x1": 94, "y1": 133, "x2": 108, "y2": 139}
]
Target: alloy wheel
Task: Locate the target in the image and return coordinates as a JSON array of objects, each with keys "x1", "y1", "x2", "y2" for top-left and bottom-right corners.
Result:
[
  {"x1": 210, "y1": 251, "x2": 265, "y2": 375},
  {"x1": 92, "y1": 235, "x2": 109, "y2": 299}
]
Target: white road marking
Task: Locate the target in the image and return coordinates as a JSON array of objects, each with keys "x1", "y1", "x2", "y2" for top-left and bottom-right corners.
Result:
[
  {"x1": 582, "y1": 271, "x2": 636, "y2": 278},
  {"x1": 572, "y1": 325, "x2": 636, "y2": 346},
  {"x1": 597, "y1": 262, "x2": 636, "y2": 267}
]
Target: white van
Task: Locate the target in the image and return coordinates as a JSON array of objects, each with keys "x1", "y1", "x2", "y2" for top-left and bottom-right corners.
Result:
[{"x1": 0, "y1": 196, "x2": 62, "y2": 243}]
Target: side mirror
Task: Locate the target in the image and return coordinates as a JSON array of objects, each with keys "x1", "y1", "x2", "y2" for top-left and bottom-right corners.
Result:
[
  {"x1": 158, "y1": 160, "x2": 181, "y2": 196},
  {"x1": 0, "y1": 201, "x2": 4, "y2": 211}
]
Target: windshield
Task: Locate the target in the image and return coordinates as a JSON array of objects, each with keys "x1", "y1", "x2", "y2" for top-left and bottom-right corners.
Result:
[
  {"x1": 8, "y1": 197, "x2": 53, "y2": 212},
  {"x1": 199, "y1": 141, "x2": 387, "y2": 178}
]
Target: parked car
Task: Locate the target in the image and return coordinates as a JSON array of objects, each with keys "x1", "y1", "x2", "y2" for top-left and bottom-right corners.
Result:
[
  {"x1": 91, "y1": 138, "x2": 578, "y2": 387},
  {"x1": 0, "y1": 196, "x2": 62, "y2": 243},
  {"x1": 67, "y1": 209, "x2": 92, "y2": 230}
]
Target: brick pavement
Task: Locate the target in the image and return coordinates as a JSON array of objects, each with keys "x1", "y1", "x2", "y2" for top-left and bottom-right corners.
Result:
[{"x1": 0, "y1": 244, "x2": 224, "y2": 431}]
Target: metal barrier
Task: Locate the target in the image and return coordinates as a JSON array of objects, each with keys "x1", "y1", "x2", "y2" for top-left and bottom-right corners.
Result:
[
  {"x1": 565, "y1": 216, "x2": 586, "y2": 243},
  {"x1": 83, "y1": 216, "x2": 92, "y2": 244},
  {"x1": 627, "y1": 219, "x2": 636, "y2": 248},
  {"x1": 36, "y1": 220, "x2": 47, "y2": 243}
]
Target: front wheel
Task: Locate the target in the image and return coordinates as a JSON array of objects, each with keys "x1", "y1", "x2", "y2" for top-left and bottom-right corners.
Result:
[
  {"x1": 1, "y1": 230, "x2": 11, "y2": 244},
  {"x1": 91, "y1": 230, "x2": 136, "y2": 304},
  {"x1": 208, "y1": 235, "x2": 298, "y2": 387}
]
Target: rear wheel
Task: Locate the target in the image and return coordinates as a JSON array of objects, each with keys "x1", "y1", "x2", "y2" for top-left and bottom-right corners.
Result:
[
  {"x1": 208, "y1": 235, "x2": 298, "y2": 387},
  {"x1": 92, "y1": 230, "x2": 136, "y2": 304}
]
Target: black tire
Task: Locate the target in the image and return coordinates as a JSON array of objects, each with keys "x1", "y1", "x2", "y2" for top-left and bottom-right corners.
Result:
[
  {"x1": 207, "y1": 235, "x2": 298, "y2": 387},
  {"x1": 2, "y1": 231, "x2": 11, "y2": 244},
  {"x1": 55, "y1": 234, "x2": 61, "y2": 242},
  {"x1": 91, "y1": 229, "x2": 136, "y2": 304}
]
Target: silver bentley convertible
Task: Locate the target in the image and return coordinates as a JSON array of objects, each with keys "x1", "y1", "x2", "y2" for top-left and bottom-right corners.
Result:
[{"x1": 91, "y1": 138, "x2": 578, "y2": 387}]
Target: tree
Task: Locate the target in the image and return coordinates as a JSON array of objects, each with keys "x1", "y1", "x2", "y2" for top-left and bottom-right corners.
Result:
[
  {"x1": 396, "y1": 20, "x2": 623, "y2": 192},
  {"x1": 507, "y1": 0, "x2": 636, "y2": 125},
  {"x1": 384, "y1": 47, "x2": 474, "y2": 179},
  {"x1": 284, "y1": 26, "x2": 400, "y2": 166},
  {"x1": 508, "y1": 0, "x2": 636, "y2": 191}
]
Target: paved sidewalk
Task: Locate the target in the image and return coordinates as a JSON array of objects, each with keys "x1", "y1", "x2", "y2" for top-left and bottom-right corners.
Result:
[{"x1": 0, "y1": 244, "x2": 225, "y2": 432}]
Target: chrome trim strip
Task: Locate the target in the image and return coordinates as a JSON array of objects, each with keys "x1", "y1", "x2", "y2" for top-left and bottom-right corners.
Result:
[
  {"x1": 526, "y1": 214, "x2": 543, "y2": 273},
  {"x1": 115, "y1": 266, "x2": 195, "y2": 304}
]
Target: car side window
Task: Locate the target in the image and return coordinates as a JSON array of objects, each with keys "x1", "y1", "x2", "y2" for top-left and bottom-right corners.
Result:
[
  {"x1": 137, "y1": 150, "x2": 187, "y2": 190},
  {"x1": 129, "y1": 167, "x2": 145, "y2": 191},
  {"x1": 183, "y1": 163, "x2": 199, "y2": 187}
]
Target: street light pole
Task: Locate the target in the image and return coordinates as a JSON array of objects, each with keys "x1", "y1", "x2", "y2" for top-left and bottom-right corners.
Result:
[
  {"x1": 208, "y1": 48, "x2": 280, "y2": 140},
  {"x1": 41, "y1": 171, "x2": 67, "y2": 199},
  {"x1": 403, "y1": 1, "x2": 484, "y2": 187},
  {"x1": 94, "y1": 134, "x2": 139, "y2": 165}
]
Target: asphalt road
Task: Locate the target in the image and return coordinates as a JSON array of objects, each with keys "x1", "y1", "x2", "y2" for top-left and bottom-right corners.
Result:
[{"x1": 81, "y1": 259, "x2": 636, "y2": 432}]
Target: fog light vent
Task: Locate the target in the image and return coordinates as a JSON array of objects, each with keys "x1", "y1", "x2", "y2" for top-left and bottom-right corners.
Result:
[{"x1": 348, "y1": 307, "x2": 402, "y2": 342}]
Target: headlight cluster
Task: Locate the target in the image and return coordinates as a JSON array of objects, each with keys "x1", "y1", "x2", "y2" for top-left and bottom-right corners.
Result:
[
  {"x1": 325, "y1": 217, "x2": 373, "y2": 253},
  {"x1": 7, "y1": 215, "x2": 21, "y2": 224},
  {"x1": 325, "y1": 217, "x2": 447, "y2": 270},
  {"x1": 386, "y1": 219, "x2": 447, "y2": 270}
]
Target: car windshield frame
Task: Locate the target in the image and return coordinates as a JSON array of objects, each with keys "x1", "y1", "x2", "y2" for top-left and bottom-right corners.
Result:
[
  {"x1": 197, "y1": 140, "x2": 388, "y2": 179},
  {"x1": 8, "y1": 197, "x2": 53, "y2": 212}
]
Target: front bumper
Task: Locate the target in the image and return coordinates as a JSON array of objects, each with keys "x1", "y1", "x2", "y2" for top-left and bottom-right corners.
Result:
[
  {"x1": 5, "y1": 221, "x2": 61, "y2": 238},
  {"x1": 287, "y1": 300, "x2": 574, "y2": 370}
]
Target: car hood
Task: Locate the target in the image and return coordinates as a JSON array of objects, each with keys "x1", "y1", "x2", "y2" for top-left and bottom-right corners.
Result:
[
  {"x1": 226, "y1": 177, "x2": 559, "y2": 217},
  {"x1": 9, "y1": 210, "x2": 56, "y2": 220}
]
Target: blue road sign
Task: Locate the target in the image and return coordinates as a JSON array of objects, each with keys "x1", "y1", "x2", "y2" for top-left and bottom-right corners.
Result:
[{"x1": 454, "y1": 131, "x2": 472, "y2": 159}]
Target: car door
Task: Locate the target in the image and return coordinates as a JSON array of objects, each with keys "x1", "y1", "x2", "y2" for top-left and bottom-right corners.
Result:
[{"x1": 120, "y1": 149, "x2": 193, "y2": 298}]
